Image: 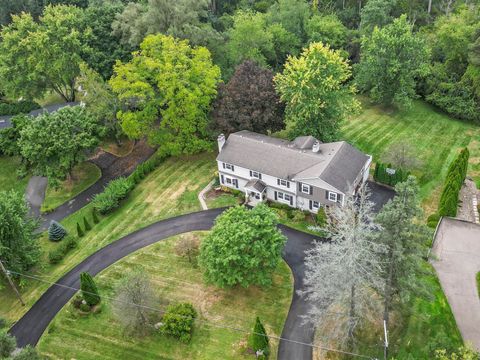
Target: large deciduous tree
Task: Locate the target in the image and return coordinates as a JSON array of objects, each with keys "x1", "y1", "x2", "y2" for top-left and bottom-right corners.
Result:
[
  {"x1": 0, "y1": 5, "x2": 90, "y2": 102},
  {"x1": 110, "y1": 34, "x2": 221, "y2": 155},
  {"x1": 302, "y1": 187, "x2": 384, "y2": 347},
  {"x1": 199, "y1": 204, "x2": 286, "y2": 288},
  {"x1": 0, "y1": 190, "x2": 40, "y2": 275},
  {"x1": 274, "y1": 42, "x2": 359, "y2": 142},
  {"x1": 211, "y1": 60, "x2": 285, "y2": 135},
  {"x1": 355, "y1": 15, "x2": 430, "y2": 108},
  {"x1": 18, "y1": 106, "x2": 103, "y2": 186}
]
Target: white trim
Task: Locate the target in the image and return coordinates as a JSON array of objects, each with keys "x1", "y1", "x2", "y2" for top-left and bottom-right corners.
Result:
[
  {"x1": 251, "y1": 170, "x2": 261, "y2": 179},
  {"x1": 279, "y1": 179, "x2": 289, "y2": 187},
  {"x1": 312, "y1": 200, "x2": 320, "y2": 209},
  {"x1": 224, "y1": 163, "x2": 234, "y2": 171},
  {"x1": 277, "y1": 191, "x2": 293, "y2": 204},
  {"x1": 301, "y1": 183, "x2": 311, "y2": 194},
  {"x1": 328, "y1": 192, "x2": 338, "y2": 202}
]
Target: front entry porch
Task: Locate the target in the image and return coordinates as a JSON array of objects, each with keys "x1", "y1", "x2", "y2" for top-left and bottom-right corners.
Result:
[{"x1": 244, "y1": 178, "x2": 267, "y2": 206}]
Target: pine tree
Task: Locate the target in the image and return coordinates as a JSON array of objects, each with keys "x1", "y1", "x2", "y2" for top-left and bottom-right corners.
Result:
[
  {"x1": 92, "y1": 208, "x2": 100, "y2": 224},
  {"x1": 248, "y1": 317, "x2": 269, "y2": 358},
  {"x1": 83, "y1": 216, "x2": 91, "y2": 231},
  {"x1": 80, "y1": 272, "x2": 100, "y2": 306},
  {"x1": 76, "y1": 222, "x2": 84, "y2": 238},
  {"x1": 48, "y1": 220, "x2": 67, "y2": 241}
]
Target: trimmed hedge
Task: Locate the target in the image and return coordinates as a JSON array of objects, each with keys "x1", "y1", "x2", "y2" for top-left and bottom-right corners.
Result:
[
  {"x1": 48, "y1": 237, "x2": 78, "y2": 264},
  {"x1": 438, "y1": 148, "x2": 469, "y2": 217},
  {"x1": 373, "y1": 162, "x2": 409, "y2": 187},
  {"x1": 0, "y1": 100, "x2": 40, "y2": 116}
]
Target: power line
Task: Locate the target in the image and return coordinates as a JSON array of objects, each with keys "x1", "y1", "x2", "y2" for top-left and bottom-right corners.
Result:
[{"x1": 9, "y1": 269, "x2": 377, "y2": 359}]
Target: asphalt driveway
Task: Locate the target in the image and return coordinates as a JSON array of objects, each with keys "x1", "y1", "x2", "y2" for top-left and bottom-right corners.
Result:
[{"x1": 431, "y1": 217, "x2": 480, "y2": 351}]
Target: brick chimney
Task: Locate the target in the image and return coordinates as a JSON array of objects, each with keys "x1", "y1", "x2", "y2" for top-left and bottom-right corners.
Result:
[{"x1": 217, "y1": 134, "x2": 226, "y2": 152}]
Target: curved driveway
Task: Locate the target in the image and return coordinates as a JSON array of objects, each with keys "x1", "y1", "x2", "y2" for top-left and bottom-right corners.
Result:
[{"x1": 10, "y1": 208, "x2": 319, "y2": 359}]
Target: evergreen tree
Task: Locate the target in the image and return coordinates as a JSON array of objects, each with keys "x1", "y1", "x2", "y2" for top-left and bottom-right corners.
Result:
[
  {"x1": 248, "y1": 317, "x2": 269, "y2": 358},
  {"x1": 83, "y1": 216, "x2": 91, "y2": 231},
  {"x1": 80, "y1": 272, "x2": 100, "y2": 306},
  {"x1": 92, "y1": 208, "x2": 100, "y2": 224},
  {"x1": 48, "y1": 220, "x2": 67, "y2": 241},
  {"x1": 77, "y1": 222, "x2": 84, "y2": 237}
]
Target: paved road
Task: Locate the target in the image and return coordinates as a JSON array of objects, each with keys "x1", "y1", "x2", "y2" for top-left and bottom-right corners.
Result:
[{"x1": 431, "y1": 217, "x2": 480, "y2": 351}]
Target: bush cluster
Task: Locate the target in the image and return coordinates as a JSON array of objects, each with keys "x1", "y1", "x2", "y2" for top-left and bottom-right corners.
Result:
[
  {"x1": 373, "y1": 162, "x2": 409, "y2": 186},
  {"x1": 48, "y1": 237, "x2": 78, "y2": 264},
  {"x1": 437, "y1": 148, "x2": 469, "y2": 217},
  {"x1": 0, "y1": 100, "x2": 40, "y2": 116},
  {"x1": 316, "y1": 207, "x2": 327, "y2": 227},
  {"x1": 160, "y1": 302, "x2": 197, "y2": 342}
]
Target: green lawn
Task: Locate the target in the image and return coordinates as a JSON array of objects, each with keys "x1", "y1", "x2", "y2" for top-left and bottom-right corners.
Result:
[
  {"x1": 0, "y1": 156, "x2": 30, "y2": 194},
  {"x1": 41, "y1": 162, "x2": 101, "y2": 213},
  {"x1": 0, "y1": 152, "x2": 217, "y2": 325},
  {"x1": 341, "y1": 98, "x2": 480, "y2": 214},
  {"x1": 38, "y1": 232, "x2": 292, "y2": 360}
]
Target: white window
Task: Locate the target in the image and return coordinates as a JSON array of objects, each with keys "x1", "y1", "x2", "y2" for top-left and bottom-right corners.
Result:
[
  {"x1": 301, "y1": 183, "x2": 311, "y2": 194},
  {"x1": 279, "y1": 179, "x2": 289, "y2": 187},
  {"x1": 312, "y1": 201, "x2": 319, "y2": 209},
  {"x1": 277, "y1": 191, "x2": 292, "y2": 204},
  {"x1": 251, "y1": 171, "x2": 261, "y2": 179},
  {"x1": 224, "y1": 163, "x2": 234, "y2": 171},
  {"x1": 328, "y1": 192, "x2": 338, "y2": 202},
  {"x1": 225, "y1": 177, "x2": 233, "y2": 185}
]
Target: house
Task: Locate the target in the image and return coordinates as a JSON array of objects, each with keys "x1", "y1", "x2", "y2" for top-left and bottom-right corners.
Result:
[{"x1": 216, "y1": 130, "x2": 372, "y2": 213}]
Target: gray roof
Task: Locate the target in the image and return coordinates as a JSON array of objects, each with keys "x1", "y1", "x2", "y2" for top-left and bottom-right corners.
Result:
[
  {"x1": 245, "y1": 178, "x2": 266, "y2": 193},
  {"x1": 217, "y1": 130, "x2": 369, "y2": 194}
]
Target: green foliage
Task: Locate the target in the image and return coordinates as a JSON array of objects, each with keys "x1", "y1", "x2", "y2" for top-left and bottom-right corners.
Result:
[
  {"x1": 359, "y1": 0, "x2": 396, "y2": 32},
  {"x1": 0, "y1": 100, "x2": 39, "y2": 116},
  {"x1": 160, "y1": 302, "x2": 197, "y2": 342},
  {"x1": 438, "y1": 148, "x2": 469, "y2": 217},
  {"x1": 435, "y1": 346, "x2": 480, "y2": 360},
  {"x1": 48, "y1": 220, "x2": 68, "y2": 241},
  {"x1": 0, "y1": 114, "x2": 29, "y2": 157},
  {"x1": 48, "y1": 236, "x2": 77, "y2": 264},
  {"x1": 266, "y1": 0, "x2": 310, "y2": 41},
  {"x1": 110, "y1": 34, "x2": 220, "y2": 155},
  {"x1": 427, "y1": 213, "x2": 441, "y2": 229},
  {"x1": 77, "y1": 222, "x2": 84, "y2": 237},
  {"x1": 356, "y1": 15, "x2": 430, "y2": 108},
  {"x1": 0, "y1": 330, "x2": 16, "y2": 358},
  {"x1": 373, "y1": 162, "x2": 410, "y2": 186},
  {"x1": 83, "y1": 216, "x2": 92, "y2": 231},
  {"x1": 0, "y1": 190, "x2": 40, "y2": 273},
  {"x1": 305, "y1": 14, "x2": 348, "y2": 49},
  {"x1": 92, "y1": 207, "x2": 100, "y2": 224},
  {"x1": 315, "y1": 207, "x2": 327, "y2": 227},
  {"x1": 18, "y1": 106, "x2": 103, "y2": 186},
  {"x1": 13, "y1": 345, "x2": 42, "y2": 360},
  {"x1": 248, "y1": 316, "x2": 270, "y2": 359},
  {"x1": 80, "y1": 272, "x2": 101, "y2": 306},
  {"x1": 92, "y1": 177, "x2": 133, "y2": 214},
  {"x1": 199, "y1": 204, "x2": 286, "y2": 288},
  {"x1": 275, "y1": 42, "x2": 360, "y2": 142},
  {"x1": 0, "y1": 5, "x2": 90, "y2": 101},
  {"x1": 0, "y1": 317, "x2": 6, "y2": 329}
]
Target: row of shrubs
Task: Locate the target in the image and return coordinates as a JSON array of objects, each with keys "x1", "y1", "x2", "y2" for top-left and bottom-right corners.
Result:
[
  {"x1": 0, "y1": 100, "x2": 40, "y2": 116},
  {"x1": 92, "y1": 152, "x2": 166, "y2": 214},
  {"x1": 373, "y1": 162, "x2": 410, "y2": 187}
]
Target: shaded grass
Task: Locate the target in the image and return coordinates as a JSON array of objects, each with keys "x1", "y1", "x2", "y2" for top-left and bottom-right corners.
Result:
[
  {"x1": 0, "y1": 152, "x2": 217, "y2": 325},
  {"x1": 37, "y1": 232, "x2": 292, "y2": 360},
  {"x1": 0, "y1": 156, "x2": 30, "y2": 194},
  {"x1": 341, "y1": 99, "x2": 480, "y2": 214},
  {"x1": 100, "y1": 137, "x2": 134, "y2": 157},
  {"x1": 41, "y1": 162, "x2": 101, "y2": 213}
]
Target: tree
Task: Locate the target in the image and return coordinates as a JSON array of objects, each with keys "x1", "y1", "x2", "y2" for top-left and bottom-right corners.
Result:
[
  {"x1": 274, "y1": 42, "x2": 360, "y2": 142},
  {"x1": 0, "y1": 190, "x2": 40, "y2": 274},
  {"x1": 359, "y1": 0, "x2": 396, "y2": 33},
  {"x1": 305, "y1": 14, "x2": 349, "y2": 49},
  {"x1": 381, "y1": 141, "x2": 423, "y2": 170},
  {"x1": 435, "y1": 346, "x2": 480, "y2": 360},
  {"x1": 48, "y1": 220, "x2": 68, "y2": 242},
  {"x1": 211, "y1": 60, "x2": 285, "y2": 135},
  {"x1": 18, "y1": 106, "x2": 103, "y2": 186},
  {"x1": 83, "y1": 216, "x2": 91, "y2": 231},
  {"x1": 248, "y1": 317, "x2": 270, "y2": 358},
  {"x1": 110, "y1": 34, "x2": 221, "y2": 155},
  {"x1": 80, "y1": 272, "x2": 100, "y2": 306},
  {"x1": 374, "y1": 176, "x2": 431, "y2": 334},
  {"x1": 301, "y1": 187, "x2": 384, "y2": 347},
  {"x1": 113, "y1": 271, "x2": 156, "y2": 336},
  {"x1": 76, "y1": 222, "x2": 84, "y2": 237},
  {"x1": 0, "y1": 0, "x2": 43, "y2": 26},
  {"x1": 92, "y1": 207, "x2": 100, "y2": 224},
  {"x1": 174, "y1": 235, "x2": 200, "y2": 265},
  {"x1": 0, "y1": 114, "x2": 29, "y2": 157},
  {"x1": 266, "y1": 0, "x2": 310, "y2": 41},
  {"x1": 160, "y1": 302, "x2": 197, "y2": 342},
  {"x1": 0, "y1": 5, "x2": 90, "y2": 102},
  {"x1": 199, "y1": 204, "x2": 286, "y2": 288},
  {"x1": 0, "y1": 330, "x2": 15, "y2": 358},
  {"x1": 355, "y1": 15, "x2": 430, "y2": 108},
  {"x1": 12, "y1": 345, "x2": 42, "y2": 360}
]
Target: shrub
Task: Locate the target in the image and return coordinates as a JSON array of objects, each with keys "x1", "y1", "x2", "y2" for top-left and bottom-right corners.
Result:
[
  {"x1": 0, "y1": 330, "x2": 16, "y2": 358},
  {"x1": 48, "y1": 237, "x2": 78, "y2": 264},
  {"x1": 161, "y1": 303, "x2": 197, "y2": 342},
  {"x1": 83, "y1": 216, "x2": 91, "y2": 231},
  {"x1": 427, "y1": 213, "x2": 441, "y2": 229},
  {"x1": 316, "y1": 207, "x2": 327, "y2": 227},
  {"x1": 175, "y1": 236, "x2": 200, "y2": 265},
  {"x1": 92, "y1": 208, "x2": 100, "y2": 224},
  {"x1": 48, "y1": 220, "x2": 67, "y2": 241},
  {"x1": 373, "y1": 162, "x2": 409, "y2": 186},
  {"x1": 76, "y1": 222, "x2": 84, "y2": 237},
  {"x1": 248, "y1": 317, "x2": 270, "y2": 359},
  {"x1": 79, "y1": 302, "x2": 91, "y2": 313},
  {"x1": 14, "y1": 345, "x2": 42, "y2": 360},
  {"x1": 92, "y1": 177, "x2": 134, "y2": 214},
  {"x1": 292, "y1": 209, "x2": 306, "y2": 222},
  {"x1": 80, "y1": 272, "x2": 101, "y2": 306},
  {"x1": 0, "y1": 317, "x2": 6, "y2": 329},
  {"x1": 0, "y1": 100, "x2": 40, "y2": 116}
]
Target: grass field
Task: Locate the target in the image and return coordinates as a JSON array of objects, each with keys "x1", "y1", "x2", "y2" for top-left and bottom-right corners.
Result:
[
  {"x1": 0, "y1": 152, "x2": 217, "y2": 325},
  {"x1": 341, "y1": 98, "x2": 480, "y2": 214},
  {"x1": 37, "y1": 232, "x2": 292, "y2": 360},
  {"x1": 41, "y1": 162, "x2": 101, "y2": 213},
  {"x1": 0, "y1": 156, "x2": 30, "y2": 194}
]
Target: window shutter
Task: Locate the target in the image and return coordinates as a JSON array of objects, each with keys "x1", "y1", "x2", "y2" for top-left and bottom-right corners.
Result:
[
  {"x1": 299, "y1": 183, "x2": 302, "y2": 192},
  {"x1": 287, "y1": 182, "x2": 290, "y2": 188},
  {"x1": 222, "y1": 163, "x2": 225, "y2": 169},
  {"x1": 309, "y1": 200, "x2": 312, "y2": 210},
  {"x1": 274, "y1": 191, "x2": 277, "y2": 200},
  {"x1": 259, "y1": 173, "x2": 262, "y2": 180},
  {"x1": 309, "y1": 185, "x2": 313, "y2": 195},
  {"x1": 337, "y1": 194, "x2": 341, "y2": 203},
  {"x1": 234, "y1": 179, "x2": 238, "y2": 188},
  {"x1": 232, "y1": 165, "x2": 235, "y2": 172},
  {"x1": 249, "y1": 170, "x2": 252, "y2": 177},
  {"x1": 290, "y1": 197, "x2": 293, "y2": 206},
  {"x1": 277, "y1": 179, "x2": 280, "y2": 185},
  {"x1": 326, "y1": 191, "x2": 329, "y2": 200},
  {"x1": 221, "y1": 175, "x2": 224, "y2": 184}
]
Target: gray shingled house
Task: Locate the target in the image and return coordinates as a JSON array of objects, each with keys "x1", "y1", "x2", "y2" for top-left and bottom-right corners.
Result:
[{"x1": 216, "y1": 130, "x2": 372, "y2": 212}]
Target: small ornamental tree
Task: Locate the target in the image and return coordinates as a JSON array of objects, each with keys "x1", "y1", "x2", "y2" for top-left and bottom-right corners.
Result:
[
  {"x1": 161, "y1": 302, "x2": 197, "y2": 342},
  {"x1": 48, "y1": 220, "x2": 67, "y2": 241},
  {"x1": 80, "y1": 272, "x2": 100, "y2": 306},
  {"x1": 199, "y1": 204, "x2": 286, "y2": 288},
  {"x1": 248, "y1": 317, "x2": 270, "y2": 359},
  {"x1": 76, "y1": 222, "x2": 84, "y2": 237},
  {"x1": 0, "y1": 330, "x2": 16, "y2": 358},
  {"x1": 83, "y1": 216, "x2": 92, "y2": 231},
  {"x1": 92, "y1": 207, "x2": 100, "y2": 224}
]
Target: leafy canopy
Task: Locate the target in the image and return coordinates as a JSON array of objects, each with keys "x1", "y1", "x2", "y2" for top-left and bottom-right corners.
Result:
[
  {"x1": 275, "y1": 42, "x2": 359, "y2": 142},
  {"x1": 199, "y1": 204, "x2": 286, "y2": 288},
  {"x1": 110, "y1": 34, "x2": 221, "y2": 155}
]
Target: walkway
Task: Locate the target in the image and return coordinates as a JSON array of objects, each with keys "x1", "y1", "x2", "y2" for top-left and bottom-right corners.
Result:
[{"x1": 431, "y1": 217, "x2": 480, "y2": 351}]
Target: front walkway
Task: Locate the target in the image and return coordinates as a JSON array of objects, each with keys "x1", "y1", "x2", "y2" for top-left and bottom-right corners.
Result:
[{"x1": 431, "y1": 217, "x2": 480, "y2": 351}]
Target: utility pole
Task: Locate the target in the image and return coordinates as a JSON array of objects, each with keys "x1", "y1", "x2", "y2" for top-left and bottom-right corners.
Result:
[
  {"x1": 0, "y1": 259, "x2": 25, "y2": 306},
  {"x1": 383, "y1": 319, "x2": 389, "y2": 360}
]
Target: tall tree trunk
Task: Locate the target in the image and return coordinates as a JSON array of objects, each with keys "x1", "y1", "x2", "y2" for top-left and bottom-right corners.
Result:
[
  {"x1": 348, "y1": 283, "x2": 356, "y2": 348},
  {"x1": 428, "y1": 0, "x2": 432, "y2": 14},
  {"x1": 383, "y1": 247, "x2": 394, "y2": 329}
]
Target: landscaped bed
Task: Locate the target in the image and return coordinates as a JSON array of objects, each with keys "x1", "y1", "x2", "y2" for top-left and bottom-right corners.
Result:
[{"x1": 37, "y1": 232, "x2": 292, "y2": 360}]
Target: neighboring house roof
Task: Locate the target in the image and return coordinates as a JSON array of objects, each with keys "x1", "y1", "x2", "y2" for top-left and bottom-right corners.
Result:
[{"x1": 217, "y1": 130, "x2": 369, "y2": 194}]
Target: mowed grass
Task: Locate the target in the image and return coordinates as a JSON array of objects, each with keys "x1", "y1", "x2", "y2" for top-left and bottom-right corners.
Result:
[
  {"x1": 0, "y1": 152, "x2": 217, "y2": 325},
  {"x1": 0, "y1": 156, "x2": 30, "y2": 194},
  {"x1": 341, "y1": 98, "x2": 480, "y2": 213},
  {"x1": 38, "y1": 232, "x2": 292, "y2": 360},
  {"x1": 41, "y1": 162, "x2": 101, "y2": 213}
]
